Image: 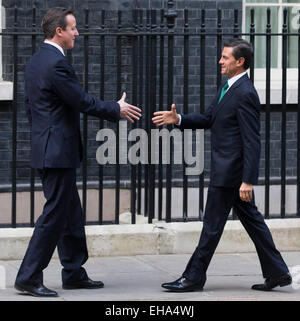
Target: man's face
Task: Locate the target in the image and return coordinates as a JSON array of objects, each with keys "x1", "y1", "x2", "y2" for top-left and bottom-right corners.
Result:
[
  {"x1": 59, "y1": 14, "x2": 79, "y2": 50},
  {"x1": 219, "y1": 46, "x2": 244, "y2": 78}
]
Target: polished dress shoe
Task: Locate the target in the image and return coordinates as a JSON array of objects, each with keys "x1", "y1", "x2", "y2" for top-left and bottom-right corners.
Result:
[
  {"x1": 252, "y1": 273, "x2": 292, "y2": 291},
  {"x1": 161, "y1": 277, "x2": 203, "y2": 292},
  {"x1": 14, "y1": 282, "x2": 58, "y2": 297},
  {"x1": 62, "y1": 277, "x2": 104, "y2": 290}
]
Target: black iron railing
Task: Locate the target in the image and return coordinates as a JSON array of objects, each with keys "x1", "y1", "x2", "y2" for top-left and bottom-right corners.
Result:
[{"x1": 0, "y1": 1, "x2": 300, "y2": 228}]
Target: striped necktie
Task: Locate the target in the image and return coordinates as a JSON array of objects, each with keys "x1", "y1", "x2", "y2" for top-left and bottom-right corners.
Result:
[{"x1": 218, "y1": 81, "x2": 229, "y2": 103}]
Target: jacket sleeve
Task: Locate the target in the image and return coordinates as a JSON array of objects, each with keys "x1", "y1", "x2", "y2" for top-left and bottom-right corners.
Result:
[
  {"x1": 51, "y1": 58, "x2": 120, "y2": 122},
  {"x1": 179, "y1": 103, "x2": 214, "y2": 130},
  {"x1": 236, "y1": 90, "x2": 261, "y2": 185}
]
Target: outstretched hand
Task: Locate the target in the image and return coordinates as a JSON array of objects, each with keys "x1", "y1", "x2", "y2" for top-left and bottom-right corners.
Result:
[
  {"x1": 152, "y1": 104, "x2": 179, "y2": 127},
  {"x1": 118, "y1": 92, "x2": 142, "y2": 123}
]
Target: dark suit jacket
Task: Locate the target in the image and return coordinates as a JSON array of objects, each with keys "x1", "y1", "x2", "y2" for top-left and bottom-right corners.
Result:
[
  {"x1": 179, "y1": 74, "x2": 261, "y2": 187},
  {"x1": 25, "y1": 43, "x2": 120, "y2": 169}
]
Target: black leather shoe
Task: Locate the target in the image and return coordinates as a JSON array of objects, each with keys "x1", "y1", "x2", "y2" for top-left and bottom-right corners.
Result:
[
  {"x1": 161, "y1": 277, "x2": 203, "y2": 292},
  {"x1": 62, "y1": 277, "x2": 104, "y2": 290},
  {"x1": 14, "y1": 282, "x2": 58, "y2": 297},
  {"x1": 252, "y1": 273, "x2": 292, "y2": 291}
]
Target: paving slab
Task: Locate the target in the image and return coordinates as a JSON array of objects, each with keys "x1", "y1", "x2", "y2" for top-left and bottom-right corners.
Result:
[{"x1": 0, "y1": 252, "x2": 299, "y2": 301}]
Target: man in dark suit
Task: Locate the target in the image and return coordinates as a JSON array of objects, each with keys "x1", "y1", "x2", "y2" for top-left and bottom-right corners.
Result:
[
  {"x1": 14, "y1": 7, "x2": 141, "y2": 297},
  {"x1": 152, "y1": 39, "x2": 291, "y2": 292}
]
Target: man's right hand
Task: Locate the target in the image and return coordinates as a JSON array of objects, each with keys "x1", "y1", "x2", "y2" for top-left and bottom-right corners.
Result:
[
  {"x1": 152, "y1": 104, "x2": 179, "y2": 127},
  {"x1": 118, "y1": 92, "x2": 142, "y2": 123}
]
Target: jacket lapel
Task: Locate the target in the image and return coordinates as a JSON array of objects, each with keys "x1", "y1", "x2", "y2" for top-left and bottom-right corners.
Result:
[{"x1": 211, "y1": 73, "x2": 249, "y2": 121}]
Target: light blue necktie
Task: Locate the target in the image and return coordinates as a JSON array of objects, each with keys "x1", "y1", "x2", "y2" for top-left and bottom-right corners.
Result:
[{"x1": 218, "y1": 81, "x2": 229, "y2": 103}]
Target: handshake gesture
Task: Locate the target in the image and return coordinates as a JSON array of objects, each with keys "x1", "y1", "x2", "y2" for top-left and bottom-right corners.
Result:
[
  {"x1": 152, "y1": 104, "x2": 179, "y2": 127},
  {"x1": 118, "y1": 94, "x2": 180, "y2": 127}
]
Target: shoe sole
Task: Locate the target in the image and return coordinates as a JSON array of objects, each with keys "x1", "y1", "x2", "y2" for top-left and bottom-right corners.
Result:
[
  {"x1": 62, "y1": 284, "x2": 104, "y2": 290},
  {"x1": 14, "y1": 284, "x2": 58, "y2": 297},
  {"x1": 162, "y1": 286, "x2": 203, "y2": 293},
  {"x1": 252, "y1": 279, "x2": 292, "y2": 291}
]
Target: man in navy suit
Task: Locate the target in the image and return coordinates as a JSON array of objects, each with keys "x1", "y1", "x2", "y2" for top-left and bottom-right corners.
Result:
[
  {"x1": 152, "y1": 39, "x2": 291, "y2": 292},
  {"x1": 14, "y1": 7, "x2": 141, "y2": 297}
]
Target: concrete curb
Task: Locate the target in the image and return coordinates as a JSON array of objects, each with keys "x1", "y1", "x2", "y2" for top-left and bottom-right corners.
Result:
[{"x1": 0, "y1": 218, "x2": 300, "y2": 260}]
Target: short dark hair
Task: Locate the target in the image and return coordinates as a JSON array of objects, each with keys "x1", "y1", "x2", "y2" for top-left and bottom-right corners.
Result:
[
  {"x1": 223, "y1": 38, "x2": 253, "y2": 70},
  {"x1": 42, "y1": 7, "x2": 74, "y2": 39}
]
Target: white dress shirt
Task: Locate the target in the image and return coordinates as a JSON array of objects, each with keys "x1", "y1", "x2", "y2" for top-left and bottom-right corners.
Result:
[{"x1": 44, "y1": 39, "x2": 65, "y2": 56}]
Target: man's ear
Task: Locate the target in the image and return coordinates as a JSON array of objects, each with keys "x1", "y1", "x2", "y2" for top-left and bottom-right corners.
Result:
[
  {"x1": 237, "y1": 57, "x2": 245, "y2": 68},
  {"x1": 55, "y1": 26, "x2": 63, "y2": 37}
]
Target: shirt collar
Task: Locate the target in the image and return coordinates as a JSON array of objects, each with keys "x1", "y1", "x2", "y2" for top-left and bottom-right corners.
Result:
[
  {"x1": 44, "y1": 40, "x2": 65, "y2": 56},
  {"x1": 227, "y1": 71, "x2": 247, "y2": 88}
]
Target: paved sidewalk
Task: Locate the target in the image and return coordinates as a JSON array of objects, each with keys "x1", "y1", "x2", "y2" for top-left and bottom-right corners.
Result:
[{"x1": 0, "y1": 251, "x2": 299, "y2": 301}]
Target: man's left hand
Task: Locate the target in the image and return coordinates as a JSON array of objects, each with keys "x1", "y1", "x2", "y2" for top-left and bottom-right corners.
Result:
[{"x1": 239, "y1": 182, "x2": 253, "y2": 202}]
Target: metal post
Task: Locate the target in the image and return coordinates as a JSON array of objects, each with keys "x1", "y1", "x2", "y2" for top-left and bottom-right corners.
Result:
[
  {"x1": 281, "y1": 8, "x2": 288, "y2": 218},
  {"x1": 137, "y1": 9, "x2": 144, "y2": 217},
  {"x1": 199, "y1": 9, "x2": 205, "y2": 221},
  {"x1": 249, "y1": 8, "x2": 255, "y2": 83},
  {"x1": 11, "y1": 5, "x2": 18, "y2": 228},
  {"x1": 98, "y1": 10, "x2": 106, "y2": 225},
  {"x1": 82, "y1": 8, "x2": 89, "y2": 224},
  {"x1": 265, "y1": 8, "x2": 271, "y2": 219},
  {"x1": 115, "y1": 10, "x2": 122, "y2": 224},
  {"x1": 148, "y1": 10, "x2": 157, "y2": 224},
  {"x1": 158, "y1": 9, "x2": 165, "y2": 221},
  {"x1": 183, "y1": 8, "x2": 189, "y2": 222},
  {"x1": 165, "y1": 0, "x2": 177, "y2": 223},
  {"x1": 131, "y1": 9, "x2": 138, "y2": 224},
  {"x1": 30, "y1": 5, "x2": 36, "y2": 227}
]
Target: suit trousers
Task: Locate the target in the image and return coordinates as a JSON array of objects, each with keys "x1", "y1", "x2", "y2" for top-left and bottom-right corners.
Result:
[
  {"x1": 16, "y1": 168, "x2": 88, "y2": 286},
  {"x1": 182, "y1": 186, "x2": 289, "y2": 287}
]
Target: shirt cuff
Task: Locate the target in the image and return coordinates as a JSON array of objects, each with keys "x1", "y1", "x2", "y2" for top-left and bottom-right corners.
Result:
[{"x1": 176, "y1": 114, "x2": 181, "y2": 126}]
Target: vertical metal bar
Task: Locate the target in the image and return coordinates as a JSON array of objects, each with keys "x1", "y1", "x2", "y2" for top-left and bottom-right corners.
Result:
[
  {"x1": 199, "y1": 9, "x2": 205, "y2": 221},
  {"x1": 265, "y1": 8, "x2": 271, "y2": 219},
  {"x1": 165, "y1": 2, "x2": 177, "y2": 222},
  {"x1": 158, "y1": 9, "x2": 164, "y2": 221},
  {"x1": 82, "y1": 8, "x2": 89, "y2": 224},
  {"x1": 148, "y1": 9, "x2": 157, "y2": 224},
  {"x1": 30, "y1": 5, "x2": 36, "y2": 227},
  {"x1": 144, "y1": 10, "x2": 150, "y2": 218},
  {"x1": 216, "y1": 9, "x2": 222, "y2": 89},
  {"x1": 11, "y1": 5, "x2": 18, "y2": 228},
  {"x1": 297, "y1": 10, "x2": 300, "y2": 217},
  {"x1": 98, "y1": 10, "x2": 105, "y2": 225},
  {"x1": 115, "y1": 10, "x2": 122, "y2": 224},
  {"x1": 232, "y1": 9, "x2": 242, "y2": 220},
  {"x1": 232, "y1": 9, "x2": 240, "y2": 220},
  {"x1": 137, "y1": 9, "x2": 144, "y2": 216},
  {"x1": 183, "y1": 8, "x2": 189, "y2": 222},
  {"x1": 131, "y1": 9, "x2": 138, "y2": 224},
  {"x1": 233, "y1": 9, "x2": 239, "y2": 37},
  {"x1": 249, "y1": 8, "x2": 255, "y2": 82},
  {"x1": 281, "y1": 8, "x2": 287, "y2": 218}
]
